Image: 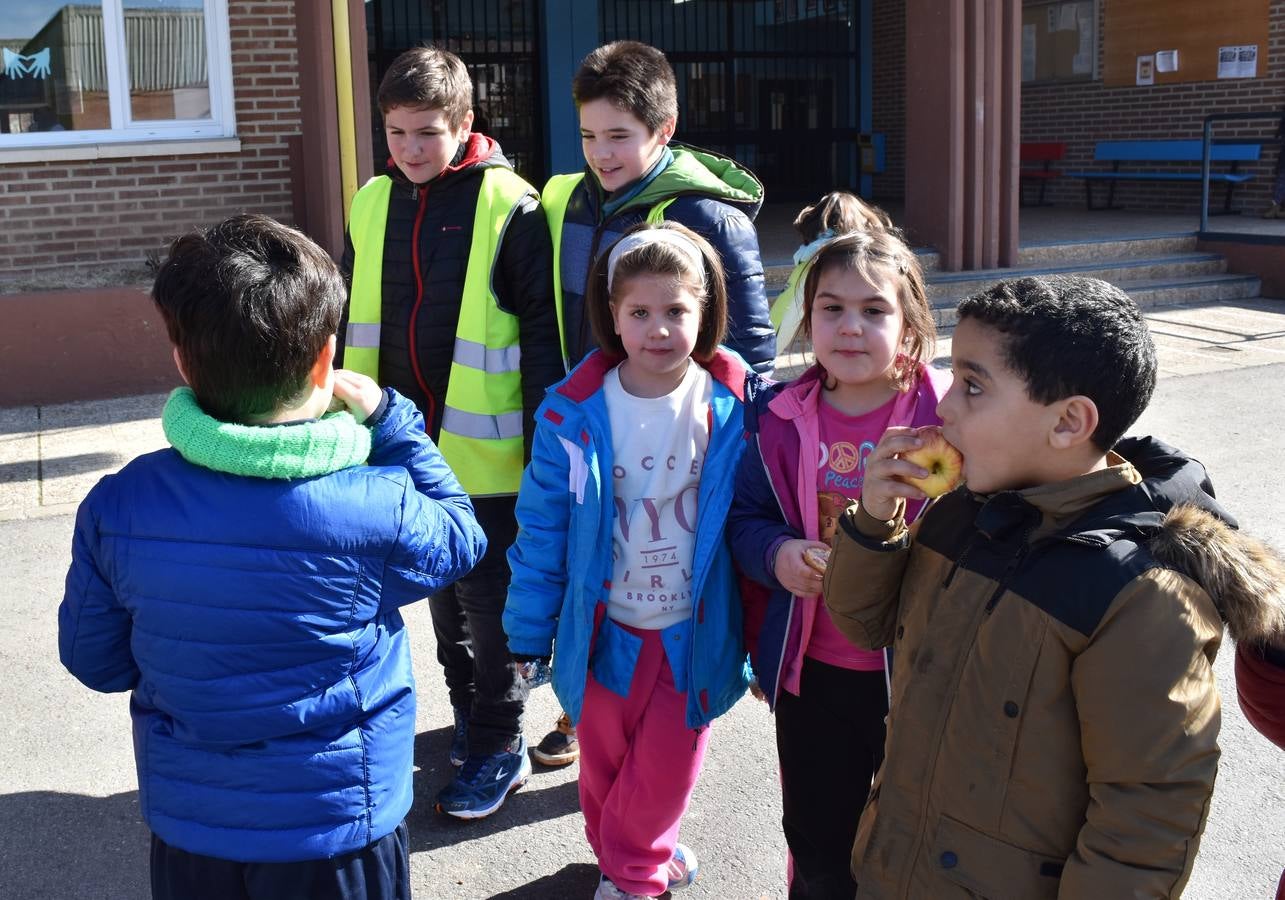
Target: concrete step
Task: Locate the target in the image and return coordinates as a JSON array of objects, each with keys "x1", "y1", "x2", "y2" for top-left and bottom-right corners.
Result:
[
  {"x1": 925, "y1": 252, "x2": 1227, "y2": 300},
  {"x1": 769, "y1": 235, "x2": 1196, "y2": 275},
  {"x1": 930, "y1": 272, "x2": 1263, "y2": 328},
  {"x1": 765, "y1": 236, "x2": 1195, "y2": 288},
  {"x1": 767, "y1": 236, "x2": 1209, "y2": 290},
  {"x1": 1017, "y1": 233, "x2": 1198, "y2": 267}
]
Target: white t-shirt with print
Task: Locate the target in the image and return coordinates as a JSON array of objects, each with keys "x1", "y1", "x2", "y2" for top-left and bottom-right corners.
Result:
[{"x1": 603, "y1": 361, "x2": 712, "y2": 630}]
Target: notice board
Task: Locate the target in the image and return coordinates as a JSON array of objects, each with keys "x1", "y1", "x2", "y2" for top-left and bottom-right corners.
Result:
[
  {"x1": 1103, "y1": 0, "x2": 1270, "y2": 86},
  {"x1": 1022, "y1": 1, "x2": 1096, "y2": 82}
]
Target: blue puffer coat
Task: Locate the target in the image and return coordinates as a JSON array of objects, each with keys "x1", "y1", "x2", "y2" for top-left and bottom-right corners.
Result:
[
  {"x1": 59, "y1": 390, "x2": 485, "y2": 862},
  {"x1": 503, "y1": 350, "x2": 752, "y2": 729}
]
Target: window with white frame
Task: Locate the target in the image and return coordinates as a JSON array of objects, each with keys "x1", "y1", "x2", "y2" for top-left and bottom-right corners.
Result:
[{"x1": 0, "y1": 0, "x2": 235, "y2": 146}]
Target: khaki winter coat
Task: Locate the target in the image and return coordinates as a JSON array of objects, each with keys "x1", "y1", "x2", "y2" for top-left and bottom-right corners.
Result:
[{"x1": 824, "y1": 436, "x2": 1269, "y2": 900}]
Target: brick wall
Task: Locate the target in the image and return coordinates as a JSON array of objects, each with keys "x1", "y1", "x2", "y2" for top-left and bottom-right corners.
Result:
[
  {"x1": 0, "y1": 2, "x2": 302, "y2": 287},
  {"x1": 869, "y1": 0, "x2": 1282, "y2": 213},
  {"x1": 1022, "y1": 0, "x2": 1284, "y2": 212},
  {"x1": 871, "y1": 0, "x2": 907, "y2": 202}
]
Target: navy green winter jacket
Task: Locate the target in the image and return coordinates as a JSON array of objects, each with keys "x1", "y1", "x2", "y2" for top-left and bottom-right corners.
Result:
[
  {"x1": 554, "y1": 145, "x2": 775, "y2": 373},
  {"x1": 58, "y1": 390, "x2": 485, "y2": 862}
]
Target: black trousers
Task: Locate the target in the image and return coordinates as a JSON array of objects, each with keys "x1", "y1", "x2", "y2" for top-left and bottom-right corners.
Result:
[
  {"x1": 775, "y1": 657, "x2": 888, "y2": 900},
  {"x1": 430, "y1": 496, "x2": 527, "y2": 756},
  {"x1": 150, "y1": 821, "x2": 410, "y2": 900}
]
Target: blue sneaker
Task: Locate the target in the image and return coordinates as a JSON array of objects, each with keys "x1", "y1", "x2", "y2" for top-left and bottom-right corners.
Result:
[
  {"x1": 449, "y1": 708, "x2": 468, "y2": 768},
  {"x1": 666, "y1": 842, "x2": 699, "y2": 891},
  {"x1": 435, "y1": 736, "x2": 531, "y2": 820}
]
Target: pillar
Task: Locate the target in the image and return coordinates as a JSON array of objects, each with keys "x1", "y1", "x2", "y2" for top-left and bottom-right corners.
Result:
[{"x1": 904, "y1": 0, "x2": 1019, "y2": 271}]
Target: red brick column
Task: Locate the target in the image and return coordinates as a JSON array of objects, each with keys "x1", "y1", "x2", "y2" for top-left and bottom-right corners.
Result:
[{"x1": 904, "y1": 0, "x2": 1020, "y2": 271}]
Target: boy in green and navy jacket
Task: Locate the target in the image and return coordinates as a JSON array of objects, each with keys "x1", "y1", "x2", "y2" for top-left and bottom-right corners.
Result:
[
  {"x1": 338, "y1": 46, "x2": 563, "y2": 820},
  {"x1": 530, "y1": 39, "x2": 775, "y2": 767}
]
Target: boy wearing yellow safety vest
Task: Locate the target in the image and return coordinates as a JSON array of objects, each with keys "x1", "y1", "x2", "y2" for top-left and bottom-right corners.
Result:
[
  {"x1": 521, "y1": 40, "x2": 775, "y2": 769},
  {"x1": 339, "y1": 47, "x2": 563, "y2": 820}
]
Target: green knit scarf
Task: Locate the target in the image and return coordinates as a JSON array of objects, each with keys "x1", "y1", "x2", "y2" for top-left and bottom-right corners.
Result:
[{"x1": 162, "y1": 387, "x2": 371, "y2": 479}]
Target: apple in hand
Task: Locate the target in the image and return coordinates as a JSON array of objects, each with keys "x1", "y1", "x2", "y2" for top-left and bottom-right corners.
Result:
[{"x1": 900, "y1": 428, "x2": 964, "y2": 497}]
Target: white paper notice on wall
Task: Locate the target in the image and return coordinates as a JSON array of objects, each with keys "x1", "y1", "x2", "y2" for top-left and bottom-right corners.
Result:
[
  {"x1": 1023, "y1": 24, "x2": 1037, "y2": 82},
  {"x1": 1218, "y1": 45, "x2": 1258, "y2": 79},
  {"x1": 1136, "y1": 54, "x2": 1155, "y2": 86},
  {"x1": 1155, "y1": 50, "x2": 1178, "y2": 73},
  {"x1": 1073, "y1": 16, "x2": 1093, "y2": 74}
]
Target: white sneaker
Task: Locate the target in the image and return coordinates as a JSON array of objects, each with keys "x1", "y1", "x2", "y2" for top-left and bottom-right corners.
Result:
[
  {"x1": 666, "y1": 842, "x2": 700, "y2": 891},
  {"x1": 593, "y1": 874, "x2": 648, "y2": 900}
]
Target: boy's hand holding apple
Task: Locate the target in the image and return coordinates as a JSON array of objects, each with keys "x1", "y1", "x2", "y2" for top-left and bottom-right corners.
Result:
[
  {"x1": 862, "y1": 426, "x2": 964, "y2": 521},
  {"x1": 329, "y1": 369, "x2": 383, "y2": 421}
]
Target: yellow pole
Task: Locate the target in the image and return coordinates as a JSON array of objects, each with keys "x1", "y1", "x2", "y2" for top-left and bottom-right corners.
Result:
[{"x1": 331, "y1": 0, "x2": 359, "y2": 225}]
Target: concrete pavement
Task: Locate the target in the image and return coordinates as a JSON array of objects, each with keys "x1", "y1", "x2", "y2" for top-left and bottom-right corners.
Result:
[{"x1": 3, "y1": 297, "x2": 1284, "y2": 899}]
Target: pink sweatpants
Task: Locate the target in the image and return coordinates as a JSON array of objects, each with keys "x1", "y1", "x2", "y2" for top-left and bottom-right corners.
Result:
[{"x1": 578, "y1": 625, "x2": 711, "y2": 898}]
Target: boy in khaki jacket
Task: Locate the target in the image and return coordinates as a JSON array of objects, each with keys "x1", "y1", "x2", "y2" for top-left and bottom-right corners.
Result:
[{"x1": 826, "y1": 275, "x2": 1276, "y2": 898}]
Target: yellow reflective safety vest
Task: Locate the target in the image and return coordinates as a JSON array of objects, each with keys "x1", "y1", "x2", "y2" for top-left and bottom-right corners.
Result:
[
  {"x1": 769, "y1": 259, "x2": 808, "y2": 358},
  {"x1": 345, "y1": 167, "x2": 533, "y2": 497},
  {"x1": 541, "y1": 172, "x2": 675, "y2": 366}
]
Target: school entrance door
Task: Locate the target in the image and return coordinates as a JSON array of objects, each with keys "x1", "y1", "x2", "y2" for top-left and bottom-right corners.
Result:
[
  {"x1": 363, "y1": 0, "x2": 544, "y2": 182},
  {"x1": 599, "y1": 0, "x2": 862, "y2": 201}
]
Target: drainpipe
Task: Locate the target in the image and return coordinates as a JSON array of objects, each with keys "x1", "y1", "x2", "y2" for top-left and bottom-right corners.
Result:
[{"x1": 331, "y1": 0, "x2": 358, "y2": 225}]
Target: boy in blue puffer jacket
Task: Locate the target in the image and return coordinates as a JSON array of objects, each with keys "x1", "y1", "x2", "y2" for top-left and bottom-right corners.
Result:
[{"x1": 58, "y1": 214, "x2": 486, "y2": 900}]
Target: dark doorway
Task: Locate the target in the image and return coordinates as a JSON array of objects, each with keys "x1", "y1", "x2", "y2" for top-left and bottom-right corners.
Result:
[
  {"x1": 600, "y1": 0, "x2": 861, "y2": 201},
  {"x1": 364, "y1": 0, "x2": 544, "y2": 182}
]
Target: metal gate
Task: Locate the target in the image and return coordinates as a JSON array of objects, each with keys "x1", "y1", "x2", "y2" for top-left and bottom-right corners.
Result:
[
  {"x1": 365, "y1": 0, "x2": 543, "y2": 181},
  {"x1": 600, "y1": 0, "x2": 861, "y2": 201}
]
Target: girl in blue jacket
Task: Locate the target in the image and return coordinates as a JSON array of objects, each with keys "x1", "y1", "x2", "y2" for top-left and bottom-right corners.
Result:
[{"x1": 504, "y1": 222, "x2": 751, "y2": 900}]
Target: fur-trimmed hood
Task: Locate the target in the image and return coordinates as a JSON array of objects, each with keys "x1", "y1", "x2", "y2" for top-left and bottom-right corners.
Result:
[
  {"x1": 959, "y1": 434, "x2": 1285, "y2": 647},
  {"x1": 1150, "y1": 503, "x2": 1285, "y2": 646},
  {"x1": 1104, "y1": 435, "x2": 1285, "y2": 646}
]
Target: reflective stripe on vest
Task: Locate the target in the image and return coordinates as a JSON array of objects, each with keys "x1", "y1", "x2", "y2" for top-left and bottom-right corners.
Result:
[
  {"x1": 453, "y1": 336, "x2": 520, "y2": 374},
  {"x1": 443, "y1": 407, "x2": 523, "y2": 440},
  {"x1": 345, "y1": 321, "x2": 381, "y2": 351},
  {"x1": 346, "y1": 167, "x2": 533, "y2": 496},
  {"x1": 542, "y1": 175, "x2": 677, "y2": 363}
]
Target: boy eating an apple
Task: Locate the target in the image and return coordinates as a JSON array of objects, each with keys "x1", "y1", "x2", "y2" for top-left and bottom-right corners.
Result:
[{"x1": 824, "y1": 275, "x2": 1274, "y2": 898}]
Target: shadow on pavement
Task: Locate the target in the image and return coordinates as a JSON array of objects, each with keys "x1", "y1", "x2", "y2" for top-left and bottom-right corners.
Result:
[
  {"x1": 487, "y1": 863, "x2": 605, "y2": 898},
  {"x1": 0, "y1": 789, "x2": 150, "y2": 899},
  {"x1": 0, "y1": 452, "x2": 123, "y2": 483}
]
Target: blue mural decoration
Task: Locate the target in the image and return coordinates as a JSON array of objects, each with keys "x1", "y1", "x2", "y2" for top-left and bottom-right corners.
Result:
[{"x1": 3, "y1": 48, "x2": 51, "y2": 80}]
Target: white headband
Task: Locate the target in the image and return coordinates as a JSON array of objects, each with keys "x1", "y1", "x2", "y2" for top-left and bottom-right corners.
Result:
[{"x1": 605, "y1": 230, "x2": 707, "y2": 293}]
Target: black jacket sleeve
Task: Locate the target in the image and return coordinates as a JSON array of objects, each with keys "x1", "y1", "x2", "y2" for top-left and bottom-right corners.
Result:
[
  {"x1": 494, "y1": 190, "x2": 563, "y2": 460},
  {"x1": 336, "y1": 230, "x2": 356, "y2": 366}
]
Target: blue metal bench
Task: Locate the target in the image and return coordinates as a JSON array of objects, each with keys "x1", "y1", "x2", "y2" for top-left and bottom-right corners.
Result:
[{"x1": 1065, "y1": 140, "x2": 1261, "y2": 212}]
